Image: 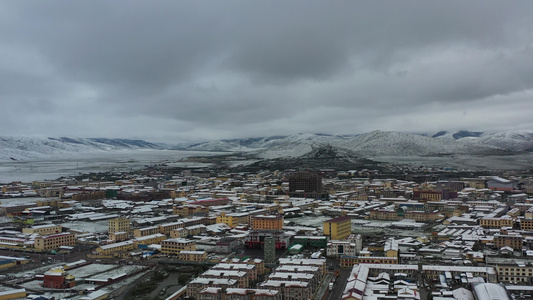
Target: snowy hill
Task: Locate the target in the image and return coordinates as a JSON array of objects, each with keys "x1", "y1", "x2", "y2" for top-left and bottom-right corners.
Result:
[
  {"x1": 182, "y1": 130, "x2": 533, "y2": 158},
  {"x1": 0, "y1": 136, "x2": 165, "y2": 161}
]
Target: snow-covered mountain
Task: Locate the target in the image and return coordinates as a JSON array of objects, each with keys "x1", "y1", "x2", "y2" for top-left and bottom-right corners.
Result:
[
  {"x1": 2, "y1": 129, "x2": 532, "y2": 162},
  {"x1": 182, "y1": 130, "x2": 533, "y2": 158},
  {"x1": 0, "y1": 136, "x2": 165, "y2": 161}
]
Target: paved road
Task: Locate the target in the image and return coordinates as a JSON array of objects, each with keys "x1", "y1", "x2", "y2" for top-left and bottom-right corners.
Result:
[{"x1": 328, "y1": 267, "x2": 351, "y2": 300}]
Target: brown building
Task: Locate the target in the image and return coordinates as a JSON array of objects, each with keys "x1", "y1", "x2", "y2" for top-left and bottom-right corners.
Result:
[
  {"x1": 288, "y1": 171, "x2": 322, "y2": 193},
  {"x1": 252, "y1": 215, "x2": 284, "y2": 231},
  {"x1": 494, "y1": 234, "x2": 523, "y2": 251}
]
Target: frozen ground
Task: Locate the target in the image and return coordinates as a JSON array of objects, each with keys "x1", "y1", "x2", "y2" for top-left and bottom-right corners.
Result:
[{"x1": 0, "y1": 149, "x2": 224, "y2": 183}]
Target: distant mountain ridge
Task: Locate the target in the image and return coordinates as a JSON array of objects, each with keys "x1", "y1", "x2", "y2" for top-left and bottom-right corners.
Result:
[
  {"x1": 0, "y1": 136, "x2": 165, "y2": 161},
  {"x1": 1, "y1": 129, "x2": 532, "y2": 162},
  {"x1": 180, "y1": 129, "x2": 533, "y2": 158}
]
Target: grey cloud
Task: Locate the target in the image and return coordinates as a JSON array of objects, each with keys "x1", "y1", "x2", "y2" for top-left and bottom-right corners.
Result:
[{"x1": 1, "y1": 1, "x2": 533, "y2": 142}]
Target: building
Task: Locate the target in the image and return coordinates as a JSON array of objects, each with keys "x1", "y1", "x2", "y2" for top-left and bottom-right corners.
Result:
[
  {"x1": 252, "y1": 215, "x2": 283, "y2": 230},
  {"x1": 22, "y1": 224, "x2": 62, "y2": 236},
  {"x1": 216, "y1": 237, "x2": 241, "y2": 253},
  {"x1": 324, "y1": 216, "x2": 352, "y2": 240},
  {"x1": 133, "y1": 226, "x2": 159, "y2": 237},
  {"x1": 176, "y1": 250, "x2": 207, "y2": 262},
  {"x1": 327, "y1": 234, "x2": 362, "y2": 258},
  {"x1": 487, "y1": 176, "x2": 518, "y2": 191},
  {"x1": 43, "y1": 268, "x2": 76, "y2": 289},
  {"x1": 288, "y1": 171, "x2": 322, "y2": 193},
  {"x1": 217, "y1": 212, "x2": 249, "y2": 228},
  {"x1": 196, "y1": 288, "x2": 281, "y2": 300},
  {"x1": 108, "y1": 217, "x2": 130, "y2": 234},
  {"x1": 93, "y1": 240, "x2": 135, "y2": 258},
  {"x1": 173, "y1": 204, "x2": 209, "y2": 216},
  {"x1": 34, "y1": 233, "x2": 76, "y2": 251},
  {"x1": 494, "y1": 234, "x2": 523, "y2": 251},
  {"x1": 496, "y1": 264, "x2": 533, "y2": 284},
  {"x1": 161, "y1": 238, "x2": 196, "y2": 255}
]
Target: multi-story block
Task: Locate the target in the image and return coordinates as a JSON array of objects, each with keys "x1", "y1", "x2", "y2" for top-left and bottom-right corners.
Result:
[
  {"x1": 496, "y1": 264, "x2": 533, "y2": 284},
  {"x1": 201, "y1": 269, "x2": 249, "y2": 288},
  {"x1": 133, "y1": 233, "x2": 166, "y2": 248},
  {"x1": 133, "y1": 226, "x2": 159, "y2": 237},
  {"x1": 109, "y1": 231, "x2": 128, "y2": 242},
  {"x1": 197, "y1": 288, "x2": 281, "y2": 300},
  {"x1": 278, "y1": 258, "x2": 326, "y2": 278},
  {"x1": 259, "y1": 280, "x2": 310, "y2": 300},
  {"x1": 217, "y1": 212, "x2": 249, "y2": 228},
  {"x1": 22, "y1": 224, "x2": 62, "y2": 236},
  {"x1": 493, "y1": 234, "x2": 523, "y2": 251},
  {"x1": 187, "y1": 278, "x2": 238, "y2": 299},
  {"x1": 108, "y1": 217, "x2": 130, "y2": 234},
  {"x1": 161, "y1": 238, "x2": 196, "y2": 255},
  {"x1": 480, "y1": 216, "x2": 514, "y2": 229},
  {"x1": 93, "y1": 240, "x2": 135, "y2": 258},
  {"x1": 252, "y1": 215, "x2": 283, "y2": 231},
  {"x1": 173, "y1": 204, "x2": 209, "y2": 216},
  {"x1": 176, "y1": 250, "x2": 207, "y2": 262},
  {"x1": 211, "y1": 263, "x2": 258, "y2": 281},
  {"x1": 34, "y1": 233, "x2": 76, "y2": 251},
  {"x1": 324, "y1": 216, "x2": 351, "y2": 240}
]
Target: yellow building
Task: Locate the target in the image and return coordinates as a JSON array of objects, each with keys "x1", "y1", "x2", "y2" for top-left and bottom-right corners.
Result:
[
  {"x1": 0, "y1": 288, "x2": 27, "y2": 300},
  {"x1": 161, "y1": 238, "x2": 196, "y2": 255},
  {"x1": 176, "y1": 250, "x2": 207, "y2": 262},
  {"x1": 109, "y1": 232, "x2": 129, "y2": 242},
  {"x1": 133, "y1": 233, "x2": 166, "y2": 248},
  {"x1": 93, "y1": 240, "x2": 135, "y2": 257},
  {"x1": 324, "y1": 217, "x2": 351, "y2": 240},
  {"x1": 108, "y1": 217, "x2": 130, "y2": 234},
  {"x1": 173, "y1": 204, "x2": 209, "y2": 216},
  {"x1": 34, "y1": 233, "x2": 76, "y2": 251},
  {"x1": 216, "y1": 212, "x2": 248, "y2": 228},
  {"x1": 133, "y1": 226, "x2": 159, "y2": 237},
  {"x1": 22, "y1": 224, "x2": 62, "y2": 236},
  {"x1": 251, "y1": 215, "x2": 283, "y2": 230},
  {"x1": 480, "y1": 217, "x2": 514, "y2": 229},
  {"x1": 170, "y1": 228, "x2": 189, "y2": 239}
]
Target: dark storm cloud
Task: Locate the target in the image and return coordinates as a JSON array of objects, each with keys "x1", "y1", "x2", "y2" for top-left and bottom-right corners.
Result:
[{"x1": 1, "y1": 1, "x2": 533, "y2": 142}]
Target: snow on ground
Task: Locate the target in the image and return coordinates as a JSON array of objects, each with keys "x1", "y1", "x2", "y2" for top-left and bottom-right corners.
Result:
[
  {"x1": 87, "y1": 265, "x2": 145, "y2": 280},
  {"x1": 67, "y1": 264, "x2": 118, "y2": 278},
  {"x1": 62, "y1": 221, "x2": 110, "y2": 234}
]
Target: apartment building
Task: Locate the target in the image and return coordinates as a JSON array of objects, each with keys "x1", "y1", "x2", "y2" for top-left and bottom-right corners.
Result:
[
  {"x1": 217, "y1": 212, "x2": 249, "y2": 228},
  {"x1": 22, "y1": 224, "x2": 62, "y2": 236},
  {"x1": 133, "y1": 233, "x2": 166, "y2": 247},
  {"x1": 161, "y1": 238, "x2": 196, "y2": 255},
  {"x1": 324, "y1": 216, "x2": 351, "y2": 240},
  {"x1": 494, "y1": 234, "x2": 523, "y2": 251},
  {"x1": 133, "y1": 226, "x2": 159, "y2": 237},
  {"x1": 201, "y1": 269, "x2": 249, "y2": 288},
  {"x1": 93, "y1": 240, "x2": 135, "y2": 257},
  {"x1": 196, "y1": 288, "x2": 281, "y2": 300},
  {"x1": 34, "y1": 233, "x2": 76, "y2": 251},
  {"x1": 480, "y1": 216, "x2": 514, "y2": 229},
  {"x1": 173, "y1": 204, "x2": 209, "y2": 216},
  {"x1": 187, "y1": 278, "x2": 238, "y2": 299},
  {"x1": 496, "y1": 264, "x2": 533, "y2": 284},
  {"x1": 108, "y1": 217, "x2": 130, "y2": 234},
  {"x1": 259, "y1": 280, "x2": 311, "y2": 300},
  {"x1": 252, "y1": 215, "x2": 283, "y2": 230},
  {"x1": 176, "y1": 250, "x2": 207, "y2": 262}
]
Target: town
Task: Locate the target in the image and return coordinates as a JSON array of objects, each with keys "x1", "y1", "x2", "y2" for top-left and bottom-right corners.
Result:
[{"x1": 1, "y1": 164, "x2": 533, "y2": 300}]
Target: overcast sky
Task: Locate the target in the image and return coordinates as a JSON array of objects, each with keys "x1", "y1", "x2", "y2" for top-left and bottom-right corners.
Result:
[{"x1": 1, "y1": 1, "x2": 532, "y2": 143}]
